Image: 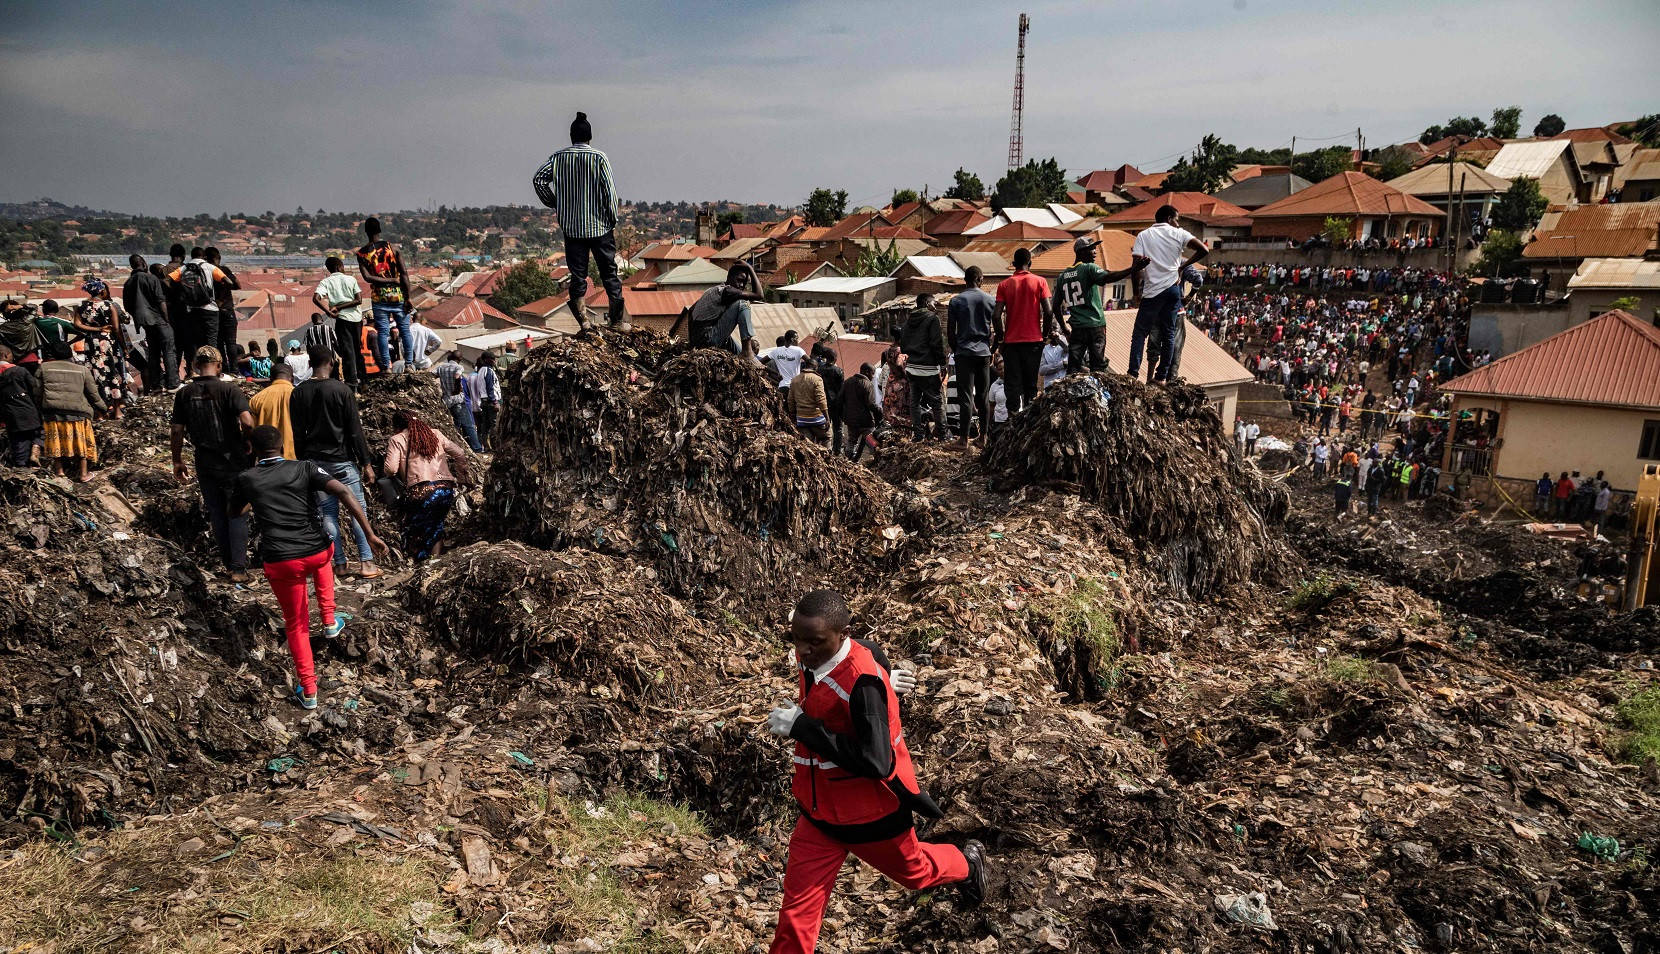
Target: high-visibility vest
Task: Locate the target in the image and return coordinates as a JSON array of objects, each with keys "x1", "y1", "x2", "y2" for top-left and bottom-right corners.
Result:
[{"x1": 792, "y1": 641, "x2": 921, "y2": 827}]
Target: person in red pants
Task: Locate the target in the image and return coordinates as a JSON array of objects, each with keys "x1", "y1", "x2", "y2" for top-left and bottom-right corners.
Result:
[
  {"x1": 230, "y1": 425, "x2": 386, "y2": 709},
  {"x1": 766, "y1": 589, "x2": 986, "y2": 953}
]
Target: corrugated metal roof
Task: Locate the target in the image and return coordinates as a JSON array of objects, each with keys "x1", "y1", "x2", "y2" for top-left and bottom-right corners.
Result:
[
  {"x1": 1442, "y1": 310, "x2": 1660, "y2": 410},
  {"x1": 749, "y1": 303, "x2": 845, "y2": 343},
  {"x1": 976, "y1": 221, "x2": 1074, "y2": 241},
  {"x1": 1210, "y1": 173, "x2": 1314, "y2": 209},
  {"x1": 1567, "y1": 257, "x2": 1660, "y2": 290},
  {"x1": 947, "y1": 251, "x2": 1015, "y2": 275},
  {"x1": 1615, "y1": 148, "x2": 1660, "y2": 187},
  {"x1": 711, "y1": 237, "x2": 772, "y2": 261},
  {"x1": 1523, "y1": 202, "x2": 1660, "y2": 259},
  {"x1": 1106, "y1": 191, "x2": 1256, "y2": 224},
  {"x1": 1387, "y1": 162, "x2": 1512, "y2": 196},
  {"x1": 1485, "y1": 140, "x2": 1573, "y2": 180},
  {"x1": 1030, "y1": 229, "x2": 1138, "y2": 274},
  {"x1": 1096, "y1": 309, "x2": 1252, "y2": 389},
  {"x1": 655, "y1": 259, "x2": 730, "y2": 285},
  {"x1": 780, "y1": 276, "x2": 894, "y2": 293},
  {"x1": 899, "y1": 255, "x2": 965, "y2": 279}
]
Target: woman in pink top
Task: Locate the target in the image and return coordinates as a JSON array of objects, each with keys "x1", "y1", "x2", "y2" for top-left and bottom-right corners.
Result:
[{"x1": 383, "y1": 411, "x2": 470, "y2": 560}]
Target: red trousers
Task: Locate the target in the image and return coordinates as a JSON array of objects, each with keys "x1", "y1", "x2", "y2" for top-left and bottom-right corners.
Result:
[
  {"x1": 770, "y1": 815, "x2": 968, "y2": 954},
  {"x1": 262, "y1": 545, "x2": 336, "y2": 694}
]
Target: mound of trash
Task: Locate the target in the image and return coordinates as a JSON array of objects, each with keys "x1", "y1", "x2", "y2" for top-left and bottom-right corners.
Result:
[
  {"x1": 983, "y1": 374, "x2": 1290, "y2": 597},
  {"x1": 484, "y1": 334, "x2": 930, "y2": 600}
]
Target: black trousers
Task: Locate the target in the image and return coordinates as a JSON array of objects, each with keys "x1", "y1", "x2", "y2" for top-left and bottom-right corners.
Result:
[
  {"x1": 216, "y1": 309, "x2": 239, "y2": 369},
  {"x1": 1066, "y1": 326, "x2": 1107, "y2": 374},
  {"x1": 1002, "y1": 342, "x2": 1042, "y2": 415},
  {"x1": 565, "y1": 231, "x2": 624, "y2": 311},
  {"x1": 139, "y1": 321, "x2": 178, "y2": 391},
  {"x1": 334, "y1": 317, "x2": 366, "y2": 386},
  {"x1": 955, "y1": 353, "x2": 990, "y2": 439}
]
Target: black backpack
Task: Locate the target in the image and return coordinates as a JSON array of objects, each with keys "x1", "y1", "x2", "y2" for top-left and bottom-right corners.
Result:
[{"x1": 178, "y1": 262, "x2": 214, "y2": 308}]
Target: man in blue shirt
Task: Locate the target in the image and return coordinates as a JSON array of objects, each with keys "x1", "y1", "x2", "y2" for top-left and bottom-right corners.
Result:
[{"x1": 533, "y1": 111, "x2": 626, "y2": 333}]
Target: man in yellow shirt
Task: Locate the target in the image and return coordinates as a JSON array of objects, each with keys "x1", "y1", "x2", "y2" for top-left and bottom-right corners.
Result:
[{"x1": 248, "y1": 363, "x2": 296, "y2": 459}]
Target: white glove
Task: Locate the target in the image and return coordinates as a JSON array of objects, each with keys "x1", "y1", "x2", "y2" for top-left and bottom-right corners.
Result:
[
  {"x1": 891, "y1": 669, "x2": 918, "y2": 695},
  {"x1": 767, "y1": 704, "x2": 802, "y2": 737}
]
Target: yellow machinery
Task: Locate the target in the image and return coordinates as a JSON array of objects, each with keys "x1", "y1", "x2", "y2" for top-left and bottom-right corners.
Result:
[{"x1": 1627, "y1": 464, "x2": 1659, "y2": 610}]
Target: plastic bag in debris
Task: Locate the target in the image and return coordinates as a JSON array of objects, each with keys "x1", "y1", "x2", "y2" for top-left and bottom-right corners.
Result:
[{"x1": 1214, "y1": 889, "x2": 1278, "y2": 930}]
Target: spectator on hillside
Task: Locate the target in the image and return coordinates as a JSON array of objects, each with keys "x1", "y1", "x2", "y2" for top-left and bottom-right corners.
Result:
[
  {"x1": 73, "y1": 279, "x2": 130, "y2": 419},
  {"x1": 248, "y1": 362, "x2": 296, "y2": 459},
  {"x1": 38, "y1": 338, "x2": 104, "y2": 481},
  {"x1": 402, "y1": 313, "x2": 441, "y2": 371},
  {"x1": 686, "y1": 262, "x2": 762, "y2": 354},
  {"x1": 291, "y1": 346, "x2": 381, "y2": 580},
  {"x1": 0, "y1": 342, "x2": 42, "y2": 466},
  {"x1": 383, "y1": 411, "x2": 470, "y2": 561},
  {"x1": 1128, "y1": 205, "x2": 1208, "y2": 382},
  {"x1": 1051, "y1": 234, "x2": 1144, "y2": 377},
  {"x1": 532, "y1": 111, "x2": 626, "y2": 332},
  {"x1": 993, "y1": 247, "x2": 1050, "y2": 415},
  {"x1": 765, "y1": 330, "x2": 807, "y2": 390},
  {"x1": 203, "y1": 248, "x2": 242, "y2": 364},
  {"x1": 472, "y1": 350, "x2": 502, "y2": 449},
  {"x1": 356, "y1": 217, "x2": 414, "y2": 372},
  {"x1": 948, "y1": 265, "x2": 995, "y2": 448},
  {"x1": 171, "y1": 346, "x2": 254, "y2": 582},
  {"x1": 301, "y1": 311, "x2": 339, "y2": 364},
  {"x1": 433, "y1": 351, "x2": 484, "y2": 452},
  {"x1": 284, "y1": 340, "x2": 312, "y2": 383},
  {"x1": 124, "y1": 254, "x2": 176, "y2": 392},
  {"x1": 899, "y1": 294, "x2": 947, "y2": 441},
  {"x1": 837, "y1": 362, "x2": 883, "y2": 463},
  {"x1": 168, "y1": 247, "x2": 234, "y2": 377},
  {"x1": 312, "y1": 256, "x2": 366, "y2": 387}
]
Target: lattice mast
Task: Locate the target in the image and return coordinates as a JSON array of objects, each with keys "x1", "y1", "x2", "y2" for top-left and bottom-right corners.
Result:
[{"x1": 1007, "y1": 13, "x2": 1029, "y2": 171}]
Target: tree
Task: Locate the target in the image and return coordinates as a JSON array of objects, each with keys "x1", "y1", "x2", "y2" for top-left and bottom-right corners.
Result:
[
  {"x1": 1616, "y1": 114, "x2": 1660, "y2": 148},
  {"x1": 1475, "y1": 229, "x2": 1524, "y2": 278},
  {"x1": 1611, "y1": 295, "x2": 1642, "y2": 311},
  {"x1": 1420, "y1": 115, "x2": 1488, "y2": 143},
  {"x1": 890, "y1": 188, "x2": 920, "y2": 207},
  {"x1": 1490, "y1": 106, "x2": 1522, "y2": 140},
  {"x1": 1532, "y1": 113, "x2": 1566, "y2": 138},
  {"x1": 803, "y1": 188, "x2": 849, "y2": 227},
  {"x1": 1419, "y1": 125, "x2": 1445, "y2": 145},
  {"x1": 944, "y1": 168, "x2": 985, "y2": 201},
  {"x1": 1321, "y1": 217, "x2": 1354, "y2": 246},
  {"x1": 992, "y1": 157, "x2": 1069, "y2": 209},
  {"x1": 716, "y1": 209, "x2": 745, "y2": 234},
  {"x1": 1293, "y1": 146, "x2": 1353, "y2": 184},
  {"x1": 850, "y1": 238, "x2": 904, "y2": 277},
  {"x1": 1163, "y1": 134, "x2": 1240, "y2": 194},
  {"x1": 1491, "y1": 177, "x2": 1548, "y2": 232},
  {"x1": 1372, "y1": 146, "x2": 1416, "y2": 181},
  {"x1": 488, "y1": 260, "x2": 558, "y2": 316}
]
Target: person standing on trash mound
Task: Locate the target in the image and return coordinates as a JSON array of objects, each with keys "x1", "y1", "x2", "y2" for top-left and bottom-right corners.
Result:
[{"x1": 766, "y1": 589, "x2": 987, "y2": 953}]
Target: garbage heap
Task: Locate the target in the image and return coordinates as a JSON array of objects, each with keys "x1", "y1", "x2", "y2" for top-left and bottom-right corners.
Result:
[
  {"x1": 982, "y1": 374, "x2": 1290, "y2": 597},
  {"x1": 483, "y1": 334, "x2": 930, "y2": 601},
  {"x1": 0, "y1": 470, "x2": 281, "y2": 841}
]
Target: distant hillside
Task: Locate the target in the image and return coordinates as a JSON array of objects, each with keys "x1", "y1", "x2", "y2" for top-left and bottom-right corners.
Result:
[{"x1": 0, "y1": 198, "x2": 125, "y2": 222}]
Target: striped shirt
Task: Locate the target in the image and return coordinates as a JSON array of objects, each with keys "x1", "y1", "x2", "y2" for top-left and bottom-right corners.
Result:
[{"x1": 532, "y1": 143, "x2": 618, "y2": 239}]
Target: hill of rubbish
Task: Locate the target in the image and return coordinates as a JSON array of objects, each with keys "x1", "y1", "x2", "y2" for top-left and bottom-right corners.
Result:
[{"x1": 0, "y1": 337, "x2": 1655, "y2": 954}]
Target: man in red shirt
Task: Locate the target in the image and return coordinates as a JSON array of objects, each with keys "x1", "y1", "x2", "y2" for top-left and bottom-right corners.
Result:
[
  {"x1": 993, "y1": 247, "x2": 1052, "y2": 415},
  {"x1": 1553, "y1": 472, "x2": 1575, "y2": 520}
]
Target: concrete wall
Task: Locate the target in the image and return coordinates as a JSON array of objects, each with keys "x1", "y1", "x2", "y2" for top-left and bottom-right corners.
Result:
[
  {"x1": 1205, "y1": 245, "x2": 1482, "y2": 271},
  {"x1": 1456, "y1": 395, "x2": 1660, "y2": 491},
  {"x1": 1466, "y1": 302, "x2": 1574, "y2": 357},
  {"x1": 1207, "y1": 385, "x2": 1240, "y2": 435},
  {"x1": 1570, "y1": 288, "x2": 1660, "y2": 325}
]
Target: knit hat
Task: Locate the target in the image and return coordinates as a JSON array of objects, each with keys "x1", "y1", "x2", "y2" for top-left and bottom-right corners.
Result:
[{"x1": 570, "y1": 111, "x2": 592, "y2": 143}]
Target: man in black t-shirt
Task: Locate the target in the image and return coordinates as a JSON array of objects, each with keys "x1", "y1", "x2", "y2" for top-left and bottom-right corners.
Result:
[
  {"x1": 232, "y1": 425, "x2": 386, "y2": 709},
  {"x1": 170, "y1": 346, "x2": 255, "y2": 581}
]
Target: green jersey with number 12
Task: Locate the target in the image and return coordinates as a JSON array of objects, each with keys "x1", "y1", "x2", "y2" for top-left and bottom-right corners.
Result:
[{"x1": 1055, "y1": 262, "x2": 1110, "y2": 329}]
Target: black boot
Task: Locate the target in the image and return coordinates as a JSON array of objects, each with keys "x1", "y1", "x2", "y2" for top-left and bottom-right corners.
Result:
[
  {"x1": 607, "y1": 298, "x2": 630, "y2": 332},
  {"x1": 959, "y1": 840, "x2": 988, "y2": 909}
]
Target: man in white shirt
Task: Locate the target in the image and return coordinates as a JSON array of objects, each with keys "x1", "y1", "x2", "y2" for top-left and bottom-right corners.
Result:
[
  {"x1": 765, "y1": 330, "x2": 806, "y2": 389},
  {"x1": 1245, "y1": 421, "x2": 1260, "y2": 456},
  {"x1": 311, "y1": 256, "x2": 365, "y2": 387},
  {"x1": 1127, "y1": 205, "x2": 1208, "y2": 383},
  {"x1": 404, "y1": 315, "x2": 440, "y2": 371}
]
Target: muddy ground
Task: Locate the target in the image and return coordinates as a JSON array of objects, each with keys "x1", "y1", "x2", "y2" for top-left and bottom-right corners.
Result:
[{"x1": 1, "y1": 340, "x2": 1657, "y2": 954}]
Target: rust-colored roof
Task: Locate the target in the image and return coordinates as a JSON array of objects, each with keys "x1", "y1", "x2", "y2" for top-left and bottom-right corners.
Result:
[
  {"x1": 960, "y1": 240, "x2": 1039, "y2": 257},
  {"x1": 1550, "y1": 126, "x2": 1635, "y2": 145},
  {"x1": 726, "y1": 223, "x2": 766, "y2": 239},
  {"x1": 1104, "y1": 192, "x2": 1254, "y2": 225},
  {"x1": 1523, "y1": 201, "x2": 1660, "y2": 259},
  {"x1": 975, "y1": 221, "x2": 1073, "y2": 241},
  {"x1": 1118, "y1": 185, "x2": 1157, "y2": 203},
  {"x1": 884, "y1": 201, "x2": 925, "y2": 222},
  {"x1": 796, "y1": 227, "x2": 832, "y2": 242},
  {"x1": 1077, "y1": 164, "x2": 1143, "y2": 191},
  {"x1": 1029, "y1": 229, "x2": 1138, "y2": 275},
  {"x1": 922, "y1": 208, "x2": 991, "y2": 236},
  {"x1": 1250, "y1": 172, "x2": 1442, "y2": 219},
  {"x1": 1442, "y1": 310, "x2": 1660, "y2": 410},
  {"x1": 421, "y1": 294, "x2": 513, "y2": 329},
  {"x1": 1130, "y1": 171, "x2": 1169, "y2": 190},
  {"x1": 819, "y1": 211, "x2": 885, "y2": 242}
]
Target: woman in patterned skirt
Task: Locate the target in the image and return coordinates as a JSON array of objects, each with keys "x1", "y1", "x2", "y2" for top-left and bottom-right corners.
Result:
[{"x1": 72, "y1": 278, "x2": 131, "y2": 418}]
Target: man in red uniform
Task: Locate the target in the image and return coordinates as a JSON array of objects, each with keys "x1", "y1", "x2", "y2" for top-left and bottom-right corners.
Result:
[{"x1": 766, "y1": 589, "x2": 986, "y2": 953}]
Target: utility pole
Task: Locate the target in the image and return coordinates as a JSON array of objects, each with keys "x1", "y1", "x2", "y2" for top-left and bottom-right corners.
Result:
[
  {"x1": 1007, "y1": 13, "x2": 1030, "y2": 172},
  {"x1": 1446, "y1": 142, "x2": 1457, "y2": 272},
  {"x1": 1289, "y1": 136, "x2": 1296, "y2": 176}
]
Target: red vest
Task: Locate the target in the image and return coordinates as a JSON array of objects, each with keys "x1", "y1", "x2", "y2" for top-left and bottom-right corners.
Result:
[{"x1": 791, "y1": 641, "x2": 920, "y2": 827}]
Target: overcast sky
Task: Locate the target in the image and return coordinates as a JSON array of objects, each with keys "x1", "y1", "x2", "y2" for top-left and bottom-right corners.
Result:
[{"x1": 1, "y1": 0, "x2": 1655, "y2": 217}]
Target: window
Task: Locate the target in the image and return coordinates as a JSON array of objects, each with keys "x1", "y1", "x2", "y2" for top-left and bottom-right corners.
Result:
[{"x1": 1641, "y1": 420, "x2": 1660, "y2": 461}]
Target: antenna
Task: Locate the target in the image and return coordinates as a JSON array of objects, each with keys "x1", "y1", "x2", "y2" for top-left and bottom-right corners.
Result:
[{"x1": 1007, "y1": 13, "x2": 1030, "y2": 172}]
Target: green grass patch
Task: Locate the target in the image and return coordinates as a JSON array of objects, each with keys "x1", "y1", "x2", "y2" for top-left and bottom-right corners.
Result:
[
  {"x1": 1287, "y1": 574, "x2": 1357, "y2": 614},
  {"x1": 1042, "y1": 578, "x2": 1119, "y2": 660},
  {"x1": 1614, "y1": 684, "x2": 1660, "y2": 764},
  {"x1": 1323, "y1": 655, "x2": 1379, "y2": 684}
]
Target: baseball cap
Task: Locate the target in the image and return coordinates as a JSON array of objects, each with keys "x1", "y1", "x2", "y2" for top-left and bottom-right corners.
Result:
[{"x1": 1072, "y1": 236, "x2": 1100, "y2": 254}]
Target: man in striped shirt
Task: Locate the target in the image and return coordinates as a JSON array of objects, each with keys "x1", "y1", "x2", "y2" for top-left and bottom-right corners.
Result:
[{"x1": 532, "y1": 111, "x2": 627, "y2": 332}]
